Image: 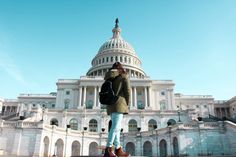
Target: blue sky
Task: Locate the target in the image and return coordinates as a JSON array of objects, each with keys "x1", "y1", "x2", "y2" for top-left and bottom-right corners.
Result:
[{"x1": 0, "y1": 0, "x2": 235, "y2": 100}]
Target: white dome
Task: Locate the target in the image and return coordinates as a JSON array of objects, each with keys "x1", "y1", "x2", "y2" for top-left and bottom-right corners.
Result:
[
  {"x1": 87, "y1": 19, "x2": 146, "y2": 78},
  {"x1": 98, "y1": 38, "x2": 135, "y2": 54}
]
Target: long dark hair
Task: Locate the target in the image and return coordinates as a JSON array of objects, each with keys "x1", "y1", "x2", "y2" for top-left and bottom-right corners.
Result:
[{"x1": 112, "y1": 62, "x2": 126, "y2": 74}]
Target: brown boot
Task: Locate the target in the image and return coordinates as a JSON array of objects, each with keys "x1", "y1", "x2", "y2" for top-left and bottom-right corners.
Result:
[
  {"x1": 115, "y1": 147, "x2": 130, "y2": 157},
  {"x1": 103, "y1": 147, "x2": 117, "y2": 157}
]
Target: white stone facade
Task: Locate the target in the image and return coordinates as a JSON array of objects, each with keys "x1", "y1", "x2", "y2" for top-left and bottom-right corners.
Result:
[{"x1": 0, "y1": 20, "x2": 236, "y2": 157}]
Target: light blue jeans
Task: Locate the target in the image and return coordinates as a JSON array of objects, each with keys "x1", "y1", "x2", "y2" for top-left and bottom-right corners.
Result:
[{"x1": 106, "y1": 112, "x2": 123, "y2": 149}]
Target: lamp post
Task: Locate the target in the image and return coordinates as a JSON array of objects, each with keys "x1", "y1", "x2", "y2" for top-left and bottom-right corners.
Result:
[
  {"x1": 167, "y1": 122, "x2": 172, "y2": 157},
  {"x1": 177, "y1": 102, "x2": 182, "y2": 122},
  {"x1": 137, "y1": 127, "x2": 142, "y2": 156},
  {"x1": 52, "y1": 143, "x2": 56, "y2": 157},
  {"x1": 64, "y1": 124, "x2": 70, "y2": 157},
  {"x1": 197, "y1": 117, "x2": 202, "y2": 156},
  {"x1": 155, "y1": 129, "x2": 158, "y2": 157},
  {"x1": 101, "y1": 128, "x2": 105, "y2": 155},
  {"x1": 82, "y1": 127, "x2": 87, "y2": 156},
  {"x1": 178, "y1": 110, "x2": 181, "y2": 122},
  {"x1": 50, "y1": 123, "x2": 55, "y2": 157}
]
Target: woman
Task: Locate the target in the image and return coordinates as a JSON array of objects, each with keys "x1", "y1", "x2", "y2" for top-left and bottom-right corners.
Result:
[{"x1": 103, "y1": 62, "x2": 131, "y2": 157}]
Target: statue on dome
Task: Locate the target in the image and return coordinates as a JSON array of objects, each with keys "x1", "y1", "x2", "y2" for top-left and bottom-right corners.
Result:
[{"x1": 115, "y1": 18, "x2": 119, "y2": 27}]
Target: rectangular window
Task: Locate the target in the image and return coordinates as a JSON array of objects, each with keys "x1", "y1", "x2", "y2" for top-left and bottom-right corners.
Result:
[
  {"x1": 66, "y1": 91, "x2": 70, "y2": 95},
  {"x1": 137, "y1": 91, "x2": 142, "y2": 95}
]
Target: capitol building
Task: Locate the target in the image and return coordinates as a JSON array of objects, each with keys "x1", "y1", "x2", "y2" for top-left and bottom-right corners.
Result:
[{"x1": 0, "y1": 20, "x2": 236, "y2": 157}]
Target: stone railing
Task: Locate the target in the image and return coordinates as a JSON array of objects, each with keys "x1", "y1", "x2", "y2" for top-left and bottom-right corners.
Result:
[
  {"x1": 2, "y1": 121, "x2": 17, "y2": 128},
  {"x1": 57, "y1": 79, "x2": 79, "y2": 83},
  {"x1": 1, "y1": 121, "x2": 41, "y2": 129},
  {"x1": 177, "y1": 95, "x2": 213, "y2": 99},
  {"x1": 18, "y1": 94, "x2": 56, "y2": 98},
  {"x1": 204, "y1": 122, "x2": 219, "y2": 128},
  {"x1": 3, "y1": 99, "x2": 18, "y2": 102},
  {"x1": 21, "y1": 122, "x2": 39, "y2": 128},
  {"x1": 183, "y1": 123, "x2": 199, "y2": 128},
  {"x1": 152, "y1": 80, "x2": 173, "y2": 84},
  {"x1": 80, "y1": 76, "x2": 103, "y2": 80}
]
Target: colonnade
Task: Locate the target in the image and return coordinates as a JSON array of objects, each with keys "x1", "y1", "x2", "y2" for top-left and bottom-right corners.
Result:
[
  {"x1": 77, "y1": 86, "x2": 152, "y2": 109},
  {"x1": 1, "y1": 106, "x2": 18, "y2": 116},
  {"x1": 214, "y1": 107, "x2": 230, "y2": 118}
]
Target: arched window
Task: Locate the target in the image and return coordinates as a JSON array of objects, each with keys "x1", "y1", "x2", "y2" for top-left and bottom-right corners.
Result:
[
  {"x1": 128, "y1": 119, "x2": 137, "y2": 132},
  {"x1": 143, "y1": 141, "x2": 152, "y2": 157},
  {"x1": 160, "y1": 139, "x2": 167, "y2": 157},
  {"x1": 148, "y1": 119, "x2": 157, "y2": 131},
  {"x1": 89, "y1": 142, "x2": 99, "y2": 156},
  {"x1": 126, "y1": 142, "x2": 135, "y2": 156},
  {"x1": 69, "y1": 118, "x2": 78, "y2": 130},
  {"x1": 50, "y1": 118, "x2": 59, "y2": 126},
  {"x1": 173, "y1": 137, "x2": 179, "y2": 157},
  {"x1": 43, "y1": 136, "x2": 49, "y2": 157},
  {"x1": 168, "y1": 119, "x2": 176, "y2": 125},
  {"x1": 89, "y1": 119, "x2": 98, "y2": 132},
  {"x1": 71, "y1": 141, "x2": 80, "y2": 156},
  {"x1": 55, "y1": 139, "x2": 64, "y2": 157}
]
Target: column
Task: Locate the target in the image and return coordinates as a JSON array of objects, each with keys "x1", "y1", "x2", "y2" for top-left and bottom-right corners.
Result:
[
  {"x1": 82, "y1": 86, "x2": 87, "y2": 107},
  {"x1": 148, "y1": 86, "x2": 151, "y2": 108},
  {"x1": 130, "y1": 87, "x2": 133, "y2": 108},
  {"x1": 134, "y1": 87, "x2": 137, "y2": 109},
  {"x1": 93, "y1": 86, "x2": 97, "y2": 108},
  {"x1": 78, "y1": 86, "x2": 82, "y2": 108},
  {"x1": 166, "y1": 89, "x2": 171, "y2": 110},
  {"x1": 144, "y1": 87, "x2": 148, "y2": 108},
  {"x1": 98, "y1": 86, "x2": 101, "y2": 108},
  {"x1": 169, "y1": 89, "x2": 174, "y2": 109}
]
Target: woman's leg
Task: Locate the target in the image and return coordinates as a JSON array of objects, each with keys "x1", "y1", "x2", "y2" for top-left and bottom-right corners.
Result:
[
  {"x1": 106, "y1": 112, "x2": 123, "y2": 148},
  {"x1": 113, "y1": 113, "x2": 123, "y2": 149}
]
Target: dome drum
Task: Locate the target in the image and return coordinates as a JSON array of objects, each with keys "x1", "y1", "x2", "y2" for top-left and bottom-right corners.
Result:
[
  {"x1": 87, "y1": 64, "x2": 146, "y2": 78},
  {"x1": 91, "y1": 54, "x2": 142, "y2": 68}
]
